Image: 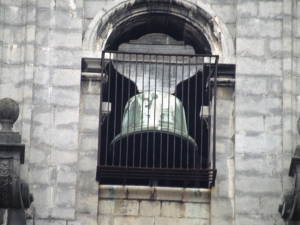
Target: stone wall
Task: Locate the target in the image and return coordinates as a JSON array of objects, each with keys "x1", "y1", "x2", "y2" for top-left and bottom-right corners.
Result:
[
  {"x1": 234, "y1": 0, "x2": 297, "y2": 224},
  {"x1": 98, "y1": 185, "x2": 210, "y2": 225},
  {"x1": 1, "y1": 0, "x2": 83, "y2": 224},
  {"x1": 76, "y1": 78, "x2": 100, "y2": 224},
  {"x1": 1, "y1": 0, "x2": 300, "y2": 224}
]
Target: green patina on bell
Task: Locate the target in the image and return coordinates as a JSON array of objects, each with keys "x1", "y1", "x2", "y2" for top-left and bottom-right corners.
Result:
[{"x1": 109, "y1": 92, "x2": 199, "y2": 168}]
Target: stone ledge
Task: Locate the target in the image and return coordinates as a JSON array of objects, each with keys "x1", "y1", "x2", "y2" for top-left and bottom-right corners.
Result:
[{"x1": 99, "y1": 185, "x2": 210, "y2": 203}]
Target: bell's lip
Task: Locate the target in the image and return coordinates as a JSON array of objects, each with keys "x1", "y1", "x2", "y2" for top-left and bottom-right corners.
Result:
[{"x1": 110, "y1": 128, "x2": 198, "y2": 150}]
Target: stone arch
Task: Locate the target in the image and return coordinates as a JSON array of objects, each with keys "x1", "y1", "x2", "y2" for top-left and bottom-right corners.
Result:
[{"x1": 82, "y1": 0, "x2": 235, "y2": 62}]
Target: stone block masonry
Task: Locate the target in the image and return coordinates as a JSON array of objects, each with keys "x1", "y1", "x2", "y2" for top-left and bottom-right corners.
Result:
[
  {"x1": 0, "y1": 0, "x2": 83, "y2": 223},
  {"x1": 98, "y1": 185, "x2": 210, "y2": 225},
  {"x1": 1, "y1": 0, "x2": 300, "y2": 224}
]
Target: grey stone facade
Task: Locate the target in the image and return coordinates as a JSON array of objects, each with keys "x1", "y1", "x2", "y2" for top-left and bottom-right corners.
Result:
[{"x1": 0, "y1": 0, "x2": 300, "y2": 224}]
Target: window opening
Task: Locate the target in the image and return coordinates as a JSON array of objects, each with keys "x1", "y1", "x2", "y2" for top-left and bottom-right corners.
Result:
[{"x1": 97, "y1": 51, "x2": 218, "y2": 188}]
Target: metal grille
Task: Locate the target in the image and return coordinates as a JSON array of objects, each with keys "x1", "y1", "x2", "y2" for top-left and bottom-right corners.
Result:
[{"x1": 97, "y1": 51, "x2": 218, "y2": 188}]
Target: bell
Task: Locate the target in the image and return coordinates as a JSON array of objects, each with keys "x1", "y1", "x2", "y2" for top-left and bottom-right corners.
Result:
[{"x1": 109, "y1": 92, "x2": 199, "y2": 169}]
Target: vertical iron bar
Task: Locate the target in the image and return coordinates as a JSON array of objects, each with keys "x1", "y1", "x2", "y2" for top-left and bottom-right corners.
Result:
[
  {"x1": 173, "y1": 56, "x2": 178, "y2": 169},
  {"x1": 105, "y1": 53, "x2": 112, "y2": 166},
  {"x1": 193, "y1": 57, "x2": 198, "y2": 169},
  {"x1": 160, "y1": 55, "x2": 165, "y2": 168},
  {"x1": 153, "y1": 54, "x2": 158, "y2": 169},
  {"x1": 98, "y1": 51, "x2": 105, "y2": 167},
  {"x1": 118, "y1": 53, "x2": 126, "y2": 168},
  {"x1": 113, "y1": 53, "x2": 118, "y2": 166},
  {"x1": 180, "y1": 56, "x2": 184, "y2": 169},
  {"x1": 126, "y1": 53, "x2": 131, "y2": 167},
  {"x1": 133, "y1": 53, "x2": 138, "y2": 167},
  {"x1": 213, "y1": 56, "x2": 219, "y2": 171},
  {"x1": 187, "y1": 56, "x2": 191, "y2": 169},
  {"x1": 200, "y1": 57, "x2": 205, "y2": 169},
  {"x1": 140, "y1": 54, "x2": 145, "y2": 167},
  {"x1": 146, "y1": 54, "x2": 150, "y2": 168},
  {"x1": 207, "y1": 59, "x2": 212, "y2": 170},
  {"x1": 166, "y1": 55, "x2": 171, "y2": 168}
]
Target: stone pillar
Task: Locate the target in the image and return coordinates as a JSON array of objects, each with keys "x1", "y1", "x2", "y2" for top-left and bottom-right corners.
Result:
[{"x1": 210, "y1": 66, "x2": 235, "y2": 225}]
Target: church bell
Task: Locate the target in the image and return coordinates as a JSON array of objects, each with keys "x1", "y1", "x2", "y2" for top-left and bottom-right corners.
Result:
[{"x1": 109, "y1": 92, "x2": 200, "y2": 169}]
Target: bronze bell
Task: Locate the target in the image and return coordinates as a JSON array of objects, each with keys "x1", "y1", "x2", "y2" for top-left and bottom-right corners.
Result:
[{"x1": 109, "y1": 92, "x2": 199, "y2": 169}]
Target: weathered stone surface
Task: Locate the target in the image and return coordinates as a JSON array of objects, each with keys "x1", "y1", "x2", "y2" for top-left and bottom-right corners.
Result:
[
  {"x1": 100, "y1": 215, "x2": 154, "y2": 225},
  {"x1": 211, "y1": 4, "x2": 236, "y2": 23},
  {"x1": 155, "y1": 187, "x2": 184, "y2": 201},
  {"x1": 235, "y1": 153, "x2": 283, "y2": 176},
  {"x1": 235, "y1": 174, "x2": 282, "y2": 194},
  {"x1": 83, "y1": 1, "x2": 104, "y2": 19},
  {"x1": 35, "y1": 29, "x2": 49, "y2": 46},
  {"x1": 81, "y1": 94, "x2": 100, "y2": 115},
  {"x1": 77, "y1": 151, "x2": 97, "y2": 172},
  {"x1": 126, "y1": 186, "x2": 155, "y2": 200},
  {"x1": 50, "y1": 30, "x2": 82, "y2": 49},
  {"x1": 52, "y1": 68, "x2": 81, "y2": 87},
  {"x1": 235, "y1": 95, "x2": 282, "y2": 116},
  {"x1": 236, "y1": 57, "x2": 282, "y2": 76},
  {"x1": 98, "y1": 200, "x2": 114, "y2": 215},
  {"x1": 30, "y1": 185, "x2": 51, "y2": 208},
  {"x1": 235, "y1": 132, "x2": 282, "y2": 155},
  {"x1": 79, "y1": 114, "x2": 99, "y2": 132},
  {"x1": 75, "y1": 175, "x2": 98, "y2": 202},
  {"x1": 51, "y1": 10, "x2": 82, "y2": 30},
  {"x1": 258, "y1": 2, "x2": 283, "y2": 18},
  {"x1": 235, "y1": 214, "x2": 282, "y2": 225},
  {"x1": 183, "y1": 203, "x2": 210, "y2": 219},
  {"x1": 54, "y1": 107, "x2": 80, "y2": 127},
  {"x1": 235, "y1": 194, "x2": 260, "y2": 215},
  {"x1": 50, "y1": 49, "x2": 82, "y2": 69},
  {"x1": 79, "y1": 132, "x2": 98, "y2": 152},
  {"x1": 55, "y1": 166, "x2": 77, "y2": 185},
  {"x1": 36, "y1": 9, "x2": 51, "y2": 28},
  {"x1": 52, "y1": 186, "x2": 76, "y2": 208},
  {"x1": 154, "y1": 217, "x2": 209, "y2": 225},
  {"x1": 30, "y1": 219, "x2": 66, "y2": 225},
  {"x1": 114, "y1": 200, "x2": 140, "y2": 216},
  {"x1": 34, "y1": 66, "x2": 51, "y2": 85},
  {"x1": 31, "y1": 105, "x2": 54, "y2": 126},
  {"x1": 51, "y1": 126, "x2": 79, "y2": 146},
  {"x1": 51, "y1": 87, "x2": 80, "y2": 107},
  {"x1": 29, "y1": 144, "x2": 50, "y2": 164},
  {"x1": 29, "y1": 165, "x2": 50, "y2": 185},
  {"x1": 161, "y1": 202, "x2": 182, "y2": 217},
  {"x1": 50, "y1": 146, "x2": 78, "y2": 166},
  {"x1": 35, "y1": 47, "x2": 51, "y2": 66},
  {"x1": 181, "y1": 188, "x2": 211, "y2": 203},
  {"x1": 236, "y1": 38, "x2": 265, "y2": 57},
  {"x1": 80, "y1": 80, "x2": 101, "y2": 94},
  {"x1": 51, "y1": 208, "x2": 75, "y2": 220},
  {"x1": 237, "y1": 19, "x2": 282, "y2": 38},
  {"x1": 76, "y1": 191, "x2": 98, "y2": 214},
  {"x1": 76, "y1": 213, "x2": 97, "y2": 225},
  {"x1": 140, "y1": 201, "x2": 161, "y2": 216}
]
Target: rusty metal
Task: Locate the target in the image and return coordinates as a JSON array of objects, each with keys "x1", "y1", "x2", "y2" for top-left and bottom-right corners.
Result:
[{"x1": 97, "y1": 51, "x2": 218, "y2": 188}]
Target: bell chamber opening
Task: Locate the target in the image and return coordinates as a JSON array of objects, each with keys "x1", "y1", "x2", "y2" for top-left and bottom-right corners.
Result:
[{"x1": 96, "y1": 34, "x2": 218, "y2": 188}]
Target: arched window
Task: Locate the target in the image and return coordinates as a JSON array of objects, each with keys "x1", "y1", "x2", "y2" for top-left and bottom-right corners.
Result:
[
  {"x1": 81, "y1": 1, "x2": 235, "y2": 188},
  {"x1": 94, "y1": 33, "x2": 218, "y2": 188}
]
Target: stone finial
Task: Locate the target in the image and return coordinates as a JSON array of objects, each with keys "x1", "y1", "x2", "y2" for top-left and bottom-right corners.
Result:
[{"x1": 0, "y1": 98, "x2": 19, "y2": 132}]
